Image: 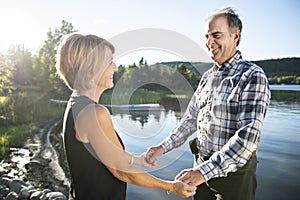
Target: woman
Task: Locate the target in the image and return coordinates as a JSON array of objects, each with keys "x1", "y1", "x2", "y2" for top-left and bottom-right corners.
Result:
[{"x1": 56, "y1": 33, "x2": 196, "y2": 200}]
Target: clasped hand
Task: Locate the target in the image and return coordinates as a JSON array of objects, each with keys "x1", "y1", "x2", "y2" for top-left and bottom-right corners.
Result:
[
  {"x1": 175, "y1": 168, "x2": 205, "y2": 186},
  {"x1": 137, "y1": 146, "x2": 198, "y2": 198}
]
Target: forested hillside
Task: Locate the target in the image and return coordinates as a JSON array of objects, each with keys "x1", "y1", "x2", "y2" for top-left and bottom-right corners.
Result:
[
  {"x1": 162, "y1": 57, "x2": 300, "y2": 84},
  {"x1": 162, "y1": 57, "x2": 300, "y2": 76},
  {"x1": 253, "y1": 58, "x2": 300, "y2": 76}
]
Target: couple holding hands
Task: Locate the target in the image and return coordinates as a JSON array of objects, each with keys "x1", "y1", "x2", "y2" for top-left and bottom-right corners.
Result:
[{"x1": 56, "y1": 7, "x2": 270, "y2": 200}]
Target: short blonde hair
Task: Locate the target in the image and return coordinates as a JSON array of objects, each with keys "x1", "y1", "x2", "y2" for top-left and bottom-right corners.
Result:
[{"x1": 56, "y1": 33, "x2": 115, "y2": 92}]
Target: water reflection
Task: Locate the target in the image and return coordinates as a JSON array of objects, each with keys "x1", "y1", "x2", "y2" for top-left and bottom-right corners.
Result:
[
  {"x1": 271, "y1": 89, "x2": 300, "y2": 104},
  {"x1": 111, "y1": 89, "x2": 300, "y2": 128},
  {"x1": 110, "y1": 87, "x2": 300, "y2": 200},
  {"x1": 109, "y1": 104, "x2": 164, "y2": 128}
]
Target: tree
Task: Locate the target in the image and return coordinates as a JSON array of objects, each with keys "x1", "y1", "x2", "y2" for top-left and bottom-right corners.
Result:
[
  {"x1": 128, "y1": 63, "x2": 138, "y2": 70},
  {"x1": 175, "y1": 63, "x2": 200, "y2": 90},
  {"x1": 138, "y1": 57, "x2": 148, "y2": 68},
  {"x1": 114, "y1": 64, "x2": 126, "y2": 84},
  {"x1": 33, "y1": 20, "x2": 77, "y2": 98},
  {"x1": 0, "y1": 54, "x2": 14, "y2": 95},
  {"x1": 139, "y1": 57, "x2": 144, "y2": 66},
  {"x1": 7, "y1": 45, "x2": 33, "y2": 86}
]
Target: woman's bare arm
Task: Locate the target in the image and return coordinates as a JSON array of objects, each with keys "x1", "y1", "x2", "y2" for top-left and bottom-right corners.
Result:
[{"x1": 74, "y1": 104, "x2": 196, "y2": 198}]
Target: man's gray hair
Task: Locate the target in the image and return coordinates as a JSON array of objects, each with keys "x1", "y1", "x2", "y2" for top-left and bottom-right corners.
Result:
[{"x1": 207, "y1": 7, "x2": 243, "y2": 46}]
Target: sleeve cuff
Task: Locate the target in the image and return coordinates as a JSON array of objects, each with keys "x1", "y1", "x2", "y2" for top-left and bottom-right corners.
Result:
[
  {"x1": 198, "y1": 161, "x2": 219, "y2": 182},
  {"x1": 160, "y1": 139, "x2": 174, "y2": 153}
]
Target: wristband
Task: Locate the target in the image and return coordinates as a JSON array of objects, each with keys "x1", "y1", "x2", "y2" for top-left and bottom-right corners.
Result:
[{"x1": 129, "y1": 155, "x2": 134, "y2": 165}]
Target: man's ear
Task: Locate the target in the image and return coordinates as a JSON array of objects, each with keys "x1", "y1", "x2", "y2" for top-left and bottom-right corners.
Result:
[{"x1": 233, "y1": 29, "x2": 241, "y2": 45}]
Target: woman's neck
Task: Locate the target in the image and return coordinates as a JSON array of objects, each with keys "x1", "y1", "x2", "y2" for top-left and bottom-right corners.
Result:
[{"x1": 76, "y1": 87, "x2": 104, "y2": 103}]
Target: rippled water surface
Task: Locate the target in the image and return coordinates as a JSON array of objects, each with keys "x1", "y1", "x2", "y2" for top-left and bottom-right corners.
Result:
[{"x1": 111, "y1": 85, "x2": 300, "y2": 200}]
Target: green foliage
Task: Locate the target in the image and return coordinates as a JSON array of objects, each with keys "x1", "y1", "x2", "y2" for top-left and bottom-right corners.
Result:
[
  {"x1": 33, "y1": 20, "x2": 76, "y2": 98},
  {"x1": 0, "y1": 91, "x2": 65, "y2": 126},
  {"x1": 175, "y1": 63, "x2": 200, "y2": 89},
  {"x1": 254, "y1": 58, "x2": 300, "y2": 76},
  {"x1": 7, "y1": 46, "x2": 34, "y2": 86},
  {"x1": 0, "y1": 54, "x2": 15, "y2": 95},
  {"x1": 113, "y1": 64, "x2": 126, "y2": 84},
  {"x1": 115, "y1": 63, "x2": 201, "y2": 94},
  {"x1": 268, "y1": 76, "x2": 300, "y2": 84},
  {"x1": 0, "y1": 124, "x2": 32, "y2": 156},
  {"x1": 100, "y1": 88, "x2": 161, "y2": 105},
  {"x1": 0, "y1": 91, "x2": 65, "y2": 156}
]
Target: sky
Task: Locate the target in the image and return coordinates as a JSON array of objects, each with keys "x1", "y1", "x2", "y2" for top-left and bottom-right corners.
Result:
[{"x1": 0, "y1": 0, "x2": 299, "y2": 65}]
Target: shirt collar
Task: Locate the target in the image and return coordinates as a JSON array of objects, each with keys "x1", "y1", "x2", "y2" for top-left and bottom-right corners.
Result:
[{"x1": 214, "y1": 50, "x2": 242, "y2": 72}]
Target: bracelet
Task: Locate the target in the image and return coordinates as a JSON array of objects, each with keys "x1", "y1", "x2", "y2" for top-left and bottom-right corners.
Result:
[
  {"x1": 167, "y1": 184, "x2": 172, "y2": 195},
  {"x1": 129, "y1": 155, "x2": 134, "y2": 165}
]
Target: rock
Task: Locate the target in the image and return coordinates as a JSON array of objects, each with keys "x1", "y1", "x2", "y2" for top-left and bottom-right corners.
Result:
[
  {"x1": 28, "y1": 189, "x2": 37, "y2": 198},
  {"x1": 5, "y1": 191, "x2": 18, "y2": 200},
  {"x1": 8, "y1": 179, "x2": 26, "y2": 193},
  {"x1": 0, "y1": 187, "x2": 10, "y2": 197},
  {"x1": 0, "y1": 119, "x2": 70, "y2": 200},
  {"x1": 42, "y1": 189, "x2": 52, "y2": 196},
  {"x1": 0, "y1": 176, "x2": 11, "y2": 187},
  {"x1": 45, "y1": 191, "x2": 67, "y2": 200},
  {"x1": 19, "y1": 188, "x2": 31, "y2": 199},
  {"x1": 25, "y1": 160, "x2": 41, "y2": 170},
  {"x1": 30, "y1": 190, "x2": 43, "y2": 200}
]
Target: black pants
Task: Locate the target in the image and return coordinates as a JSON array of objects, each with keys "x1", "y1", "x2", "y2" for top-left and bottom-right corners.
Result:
[{"x1": 194, "y1": 153, "x2": 257, "y2": 200}]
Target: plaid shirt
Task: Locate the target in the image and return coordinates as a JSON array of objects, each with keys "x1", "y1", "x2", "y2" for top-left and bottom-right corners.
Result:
[{"x1": 161, "y1": 51, "x2": 271, "y2": 181}]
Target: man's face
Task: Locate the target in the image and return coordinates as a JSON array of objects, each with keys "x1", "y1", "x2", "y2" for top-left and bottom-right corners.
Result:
[{"x1": 205, "y1": 16, "x2": 239, "y2": 66}]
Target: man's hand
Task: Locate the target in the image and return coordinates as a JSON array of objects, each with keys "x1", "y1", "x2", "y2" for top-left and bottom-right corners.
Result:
[
  {"x1": 175, "y1": 168, "x2": 205, "y2": 186},
  {"x1": 134, "y1": 153, "x2": 156, "y2": 168},
  {"x1": 145, "y1": 145, "x2": 164, "y2": 166},
  {"x1": 170, "y1": 181, "x2": 197, "y2": 198}
]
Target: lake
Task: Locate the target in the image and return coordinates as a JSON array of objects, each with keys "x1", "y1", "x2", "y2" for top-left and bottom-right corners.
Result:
[{"x1": 110, "y1": 85, "x2": 300, "y2": 200}]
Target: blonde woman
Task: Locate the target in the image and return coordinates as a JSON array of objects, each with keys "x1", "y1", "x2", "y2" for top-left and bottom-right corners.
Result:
[{"x1": 56, "y1": 33, "x2": 196, "y2": 200}]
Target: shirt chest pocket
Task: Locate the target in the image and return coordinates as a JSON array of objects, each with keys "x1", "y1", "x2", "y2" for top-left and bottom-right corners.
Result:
[{"x1": 211, "y1": 85, "x2": 240, "y2": 119}]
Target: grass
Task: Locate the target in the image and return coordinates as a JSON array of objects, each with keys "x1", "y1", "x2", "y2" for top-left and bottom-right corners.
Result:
[
  {"x1": 0, "y1": 90, "x2": 66, "y2": 157},
  {"x1": 0, "y1": 123, "x2": 33, "y2": 156}
]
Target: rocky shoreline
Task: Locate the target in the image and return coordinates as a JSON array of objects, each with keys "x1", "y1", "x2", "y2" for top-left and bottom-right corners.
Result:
[{"x1": 0, "y1": 119, "x2": 71, "y2": 200}]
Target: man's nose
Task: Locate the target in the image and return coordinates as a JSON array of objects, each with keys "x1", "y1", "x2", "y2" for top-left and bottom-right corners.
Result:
[{"x1": 206, "y1": 35, "x2": 214, "y2": 47}]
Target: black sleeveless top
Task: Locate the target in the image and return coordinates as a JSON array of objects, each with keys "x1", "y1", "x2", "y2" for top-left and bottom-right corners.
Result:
[{"x1": 63, "y1": 95, "x2": 126, "y2": 200}]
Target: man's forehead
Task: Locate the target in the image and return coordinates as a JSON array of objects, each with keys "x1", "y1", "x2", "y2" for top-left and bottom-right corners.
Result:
[{"x1": 205, "y1": 16, "x2": 229, "y2": 33}]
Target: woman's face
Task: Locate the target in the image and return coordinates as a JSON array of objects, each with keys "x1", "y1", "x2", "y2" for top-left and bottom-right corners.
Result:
[{"x1": 97, "y1": 49, "x2": 118, "y2": 90}]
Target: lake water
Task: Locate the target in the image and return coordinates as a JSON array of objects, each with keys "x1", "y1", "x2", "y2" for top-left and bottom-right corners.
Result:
[{"x1": 110, "y1": 85, "x2": 300, "y2": 200}]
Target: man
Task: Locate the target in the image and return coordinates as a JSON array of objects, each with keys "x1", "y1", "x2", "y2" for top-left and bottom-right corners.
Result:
[{"x1": 146, "y1": 7, "x2": 270, "y2": 200}]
